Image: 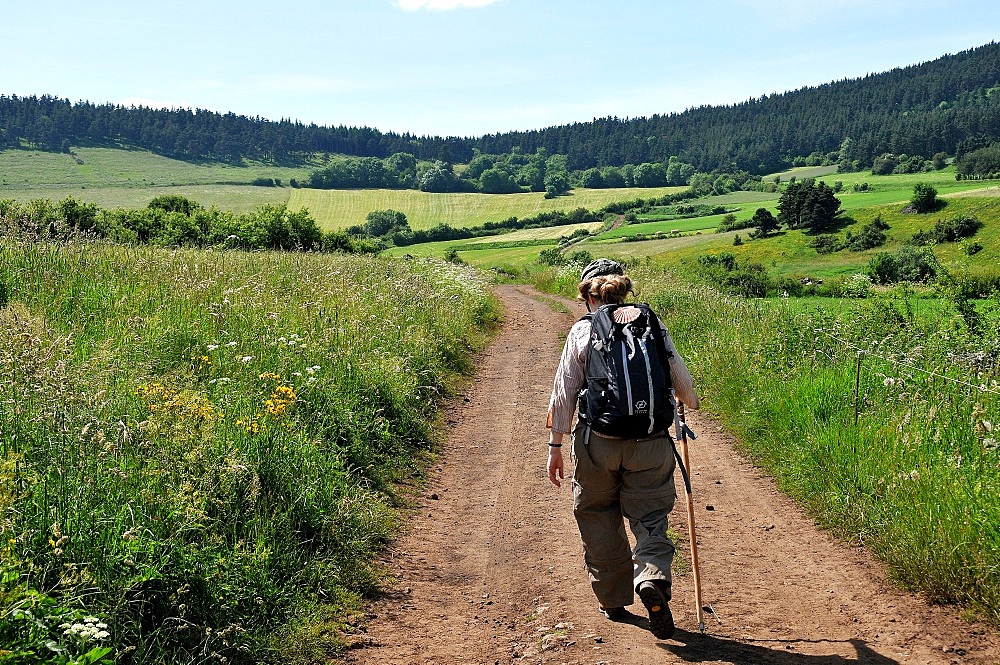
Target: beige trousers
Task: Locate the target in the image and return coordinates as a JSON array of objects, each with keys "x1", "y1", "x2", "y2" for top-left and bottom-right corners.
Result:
[{"x1": 571, "y1": 421, "x2": 677, "y2": 609}]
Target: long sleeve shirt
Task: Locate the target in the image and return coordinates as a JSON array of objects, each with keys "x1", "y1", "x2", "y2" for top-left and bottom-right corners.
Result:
[{"x1": 546, "y1": 318, "x2": 700, "y2": 435}]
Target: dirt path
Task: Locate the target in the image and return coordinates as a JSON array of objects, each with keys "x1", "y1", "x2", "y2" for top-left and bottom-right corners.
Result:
[{"x1": 346, "y1": 285, "x2": 1000, "y2": 665}]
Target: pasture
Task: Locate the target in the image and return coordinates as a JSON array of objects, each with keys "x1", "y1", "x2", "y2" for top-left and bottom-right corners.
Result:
[
  {"x1": 288, "y1": 185, "x2": 686, "y2": 231},
  {"x1": 0, "y1": 147, "x2": 312, "y2": 211}
]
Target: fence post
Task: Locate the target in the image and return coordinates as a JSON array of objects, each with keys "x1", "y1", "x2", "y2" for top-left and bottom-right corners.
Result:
[{"x1": 854, "y1": 350, "x2": 863, "y2": 426}]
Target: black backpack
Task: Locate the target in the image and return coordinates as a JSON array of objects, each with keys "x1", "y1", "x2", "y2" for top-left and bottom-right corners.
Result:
[{"x1": 578, "y1": 303, "x2": 674, "y2": 439}]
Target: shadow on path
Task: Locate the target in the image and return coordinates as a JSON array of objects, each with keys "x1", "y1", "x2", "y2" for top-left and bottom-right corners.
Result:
[{"x1": 659, "y1": 628, "x2": 901, "y2": 665}]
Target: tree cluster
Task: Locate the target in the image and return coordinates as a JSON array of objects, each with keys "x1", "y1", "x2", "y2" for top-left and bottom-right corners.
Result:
[
  {"x1": 0, "y1": 196, "x2": 378, "y2": 253},
  {"x1": 776, "y1": 180, "x2": 842, "y2": 233},
  {"x1": 6, "y1": 42, "x2": 1000, "y2": 174},
  {"x1": 955, "y1": 142, "x2": 1000, "y2": 179}
]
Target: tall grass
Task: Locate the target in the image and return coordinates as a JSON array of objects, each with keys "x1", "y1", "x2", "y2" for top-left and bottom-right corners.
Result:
[
  {"x1": 0, "y1": 242, "x2": 500, "y2": 663},
  {"x1": 536, "y1": 264, "x2": 1000, "y2": 621}
]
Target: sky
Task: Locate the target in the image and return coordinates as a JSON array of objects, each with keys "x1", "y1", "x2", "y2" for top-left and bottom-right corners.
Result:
[{"x1": 3, "y1": 1, "x2": 999, "y2": 138}]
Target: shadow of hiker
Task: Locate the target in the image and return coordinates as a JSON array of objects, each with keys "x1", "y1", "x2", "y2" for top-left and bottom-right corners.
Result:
[{"x1": 660, "y1": 629, "x2": 901, "y2": 665}]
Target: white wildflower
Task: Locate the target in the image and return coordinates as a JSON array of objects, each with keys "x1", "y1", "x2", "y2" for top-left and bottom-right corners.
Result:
[
  {"x1": 226, "y1": 341, "x2": 238, "y2": 347},
  {"x1": 910, "y1": 469, "x2": 920, "y2": 481},
  {"x1": 241, "y1": 356, "x2": 253, "y2": 363},
  {"x1": 207, "y1": 344, "x2": 219, "y2": 351}
]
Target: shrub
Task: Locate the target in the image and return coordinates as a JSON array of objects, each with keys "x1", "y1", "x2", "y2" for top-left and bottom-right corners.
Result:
[
  {"x1": 911, "y1": 215, "x2": 983, "y2": 245},
  {"x1": 909, "y1": 183, "x2": 940, "y2": 213},
  {"x1": 845, "y1": 216, "x2": 889, "y2": 251},
  {"x1": 842, "y1": 273, "x2": 873, "y2": 298},
  {"x1": 867, "y1": 252, "x2": 901, "y2": 284},
  {"x1": 538, "y1": 247, "x2": 563, "y2": 266},
  {"x1": 964, "y1": 240, "x2": 984, "y2": 256}
]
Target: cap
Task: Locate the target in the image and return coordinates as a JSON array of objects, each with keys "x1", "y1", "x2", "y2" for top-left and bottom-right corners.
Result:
[{"x1": 580, "y1": 258, "x2": 624, "y2": 281}]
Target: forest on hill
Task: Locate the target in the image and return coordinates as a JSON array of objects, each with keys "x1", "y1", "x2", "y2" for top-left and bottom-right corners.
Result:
[{"x1": 2, "y1": 42, "x2": 1000, "y2": 174}]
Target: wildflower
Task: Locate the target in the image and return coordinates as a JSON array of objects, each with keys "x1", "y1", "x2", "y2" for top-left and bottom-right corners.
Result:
[
  {"x1": 241, "y1": 356, "x2": 253, "y2": 363},
  {"x1": 910, "y1": 469, "x2": 920, "y2": 481},
  {"x1": 207, "y1": 344, "x2": 219, "y2": 351},
  {"x1": 226, "y1": 341, "x2": 238, "y2": 347}
]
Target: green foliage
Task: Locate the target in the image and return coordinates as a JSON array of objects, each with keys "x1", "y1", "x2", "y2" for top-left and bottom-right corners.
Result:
[
  {"x1": 909, "y1": 183, "x2": 940, "y2": 213},
  {"x1": 0, "y1": 197, "x2": 335, "y2": 253},
  {"x1": 955, "y1": 142, "x2": 1000, "y2": 179},
  {"x1": 0, "y1": 243, "x2": 500, "y2": 662},
  {"x1": 777, "y1": 180, "x2": 841, "y2": 232},
  {"x1": 749, "y1": 207, "x2": 779, "y2": 237},
  {"x1": 418, "y1": 161, "x2": 470, "y2": 193},
  {"x1": 148, "y1": 194, "x2": 201, "y2": 216},
  {"x1": 844, "y1": 215, "x2": 889, "y2": 251},
  {"x1": 625, "y1": 270, "x2": 1000, "y2": 624},
  {"x1": 841, "y1": 273, "x2": 873, "y2": 298},
  {"x1": 364, "y1": 209, "x2": 409, "y2": 238},
  {"x1": 867, "y1": 246, "x2": 941, "y2": 284},
  {"x1": 309, "y1": 156, "x2": 410, "y2": 190},
  {"x1": 910, "y1": 214, "x2": 983, "y2": 244}
]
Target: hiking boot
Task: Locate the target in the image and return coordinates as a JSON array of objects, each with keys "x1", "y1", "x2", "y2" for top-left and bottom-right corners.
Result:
[
  {"x1": 638, "y1": 580, "x2": 674, "y2": 639},
  {"x1": 599, "y1": 606, "x2": 629, "y2": 621}
]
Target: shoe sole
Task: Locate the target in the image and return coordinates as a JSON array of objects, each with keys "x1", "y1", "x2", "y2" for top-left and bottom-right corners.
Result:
[{"x1": 638, "y1": 584, "x2": 674, "y2": 639}]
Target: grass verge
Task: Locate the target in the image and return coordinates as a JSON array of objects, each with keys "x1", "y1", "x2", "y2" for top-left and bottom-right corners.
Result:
[{"x1": 0, "y1": 242, "x2": 500, "y2": 663}]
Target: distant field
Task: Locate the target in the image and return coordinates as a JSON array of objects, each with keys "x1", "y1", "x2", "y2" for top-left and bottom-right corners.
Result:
[
  {"x1": 0, "y1": 184, "x2": 291, "y2": 212},
  {"x1": 0, "y1": 146, "x2": 312, "y2": 211},
  {"x1": 0, "y1": 147, "x2": 314, "y2": 189},
  {"x1": 288, "y1": 186, "x2": 686, "y2": 231},
  {"x1": 464, "y1": 221, "x2": 603, "y2": 244}
]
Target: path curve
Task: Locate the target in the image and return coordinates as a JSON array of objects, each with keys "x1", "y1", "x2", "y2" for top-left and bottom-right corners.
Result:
[{"x1": 346, "y1": 285, "x2": 1000, "y2": 665}]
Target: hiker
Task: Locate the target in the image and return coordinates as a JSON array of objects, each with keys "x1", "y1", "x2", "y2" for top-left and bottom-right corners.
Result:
[{"x1": 546, "y1": 258, "x2": 699, "y2": 640}]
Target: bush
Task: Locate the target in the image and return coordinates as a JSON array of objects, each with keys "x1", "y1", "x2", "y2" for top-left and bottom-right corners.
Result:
[
  {"x1": 867, "y1": 252, "x2": 901, "y2": 284},
  {"x1": 845, "y1": 216, "x2": 889, "y2": 251},
  {"x1": 808, "y1": 234, "x2": 842, "y2": 254},
  {"x1": 842, "y1": 273, "x2": 873, "y2": 298},
  {"x1": 911, "y1": 215, "x2": 983, "y2": 245},
  {"x1": 964, "y1": 240, "x2": 984, "y2": 256},
  {"x1": 909, "y1": 183, "x2": 940, "y2": 213}
]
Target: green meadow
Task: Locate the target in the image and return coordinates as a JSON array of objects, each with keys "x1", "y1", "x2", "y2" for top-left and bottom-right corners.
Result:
[
  {"x1": 288, "y1": 185, "x2": 686, "y2": 232},
  {"x1": 0, "y1": 242, "x2": 499, "y2": 663},
  {"x1": 0, "y1": 147, "x2": 313, "y2": 212}
]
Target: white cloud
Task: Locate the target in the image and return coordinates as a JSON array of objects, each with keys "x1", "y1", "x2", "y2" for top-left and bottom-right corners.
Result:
[{"x1": 397, "y1": 0, "x2": 502, "y2": 10}]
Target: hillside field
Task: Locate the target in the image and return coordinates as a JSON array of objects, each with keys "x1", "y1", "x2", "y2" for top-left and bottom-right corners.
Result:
[
  {"x1": 287, "y1": 186, "x2": 686, "y2": 231},
  {"x1": 0, "y1": 147, "x2": 312, "y2": 211}
]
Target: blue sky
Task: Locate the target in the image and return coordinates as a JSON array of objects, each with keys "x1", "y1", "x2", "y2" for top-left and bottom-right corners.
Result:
[{"x1": 3, "y1": 1, "x2": 999, "y2": 138}]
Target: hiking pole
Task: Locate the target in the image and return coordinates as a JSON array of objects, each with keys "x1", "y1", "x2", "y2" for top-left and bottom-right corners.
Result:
[{"x1": 675, "y1": 402, "x2": 706, "y2": 634}]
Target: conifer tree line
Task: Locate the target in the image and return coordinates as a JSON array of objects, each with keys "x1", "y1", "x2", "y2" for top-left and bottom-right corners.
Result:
[{"x1": 2, "y1": 42, "x2": 1000, "y2": 174}]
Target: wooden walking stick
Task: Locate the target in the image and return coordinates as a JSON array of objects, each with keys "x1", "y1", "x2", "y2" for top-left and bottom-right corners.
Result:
[{"x1": 676, "y1": 402, "x2": 706, "y2": 633}]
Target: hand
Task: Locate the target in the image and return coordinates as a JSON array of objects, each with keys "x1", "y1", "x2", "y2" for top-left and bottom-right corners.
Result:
[{"x1": 547, "y1": 446, "x2": 564, "y2": 487}]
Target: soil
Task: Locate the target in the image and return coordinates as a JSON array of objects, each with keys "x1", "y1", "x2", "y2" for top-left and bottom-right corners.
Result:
[{"x1": 345, "y1": 285, "x2": 1000, "y2": 665}]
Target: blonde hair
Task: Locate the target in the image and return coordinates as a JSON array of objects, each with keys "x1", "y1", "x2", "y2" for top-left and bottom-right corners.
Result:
[{"x1": 578, "y1": 274, "x2": 634, "y2": 304}]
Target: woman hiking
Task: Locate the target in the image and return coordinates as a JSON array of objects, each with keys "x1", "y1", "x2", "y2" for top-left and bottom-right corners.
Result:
[{"x1": 546, "y1": 258, "x2": 700, "y2": 640}]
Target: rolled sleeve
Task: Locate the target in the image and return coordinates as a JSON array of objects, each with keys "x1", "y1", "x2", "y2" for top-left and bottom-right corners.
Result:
[
  {"x1": 547, "y1": 320, "x2": 591, "y2": 434},
  {"x1": 661, "y1": 329, "x2": 700, "y2": 409}
]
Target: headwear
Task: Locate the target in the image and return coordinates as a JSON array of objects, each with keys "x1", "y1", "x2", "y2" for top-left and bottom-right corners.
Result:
[{"x1": 580, "y1": 258, "x2": 624, "y2": 282}]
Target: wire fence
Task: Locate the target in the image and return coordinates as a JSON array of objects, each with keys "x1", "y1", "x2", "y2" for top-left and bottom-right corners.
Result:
[{"x1": 814, "y1": 327, "x2": 1000, "y2": 397}]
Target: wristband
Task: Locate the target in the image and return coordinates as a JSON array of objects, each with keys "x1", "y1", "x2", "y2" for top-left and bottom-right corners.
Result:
[{"x1": 548, "y1": 442, "x2": 562, "y2": 448}]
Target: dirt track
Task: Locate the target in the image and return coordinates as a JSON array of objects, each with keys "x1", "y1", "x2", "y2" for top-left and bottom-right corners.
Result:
[{"x1": 346, "y1": 285, "x2": 1000, "y2": 665}]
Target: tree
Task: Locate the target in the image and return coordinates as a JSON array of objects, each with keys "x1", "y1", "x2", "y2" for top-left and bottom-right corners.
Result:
[
  {"x1": 418, "y1": 161, "x2": 462, "y2": 193},
  {"x1": 777, "y1": 181, "x2": 841, "y2": 232},
  {"x1": 544, "y1": 170, "x2": 570, "y2": 197},
  {"x1": 909, "y1": 183, "x2": 939, "y2": 213},
  {"x1": 633, "y1": 162, "x2": 667, "y2": 187},
  {"x1": 364, "y1": 209, "x2": 409, "y2": 237},
  {"x1": 749, "y1": 208, "x2": 779, "y2": 237},
  {"x1": 580, "y1": 168, "x2": 605, "y2": 189},
  {"x1": 479, "y1": 167, "x2": 521, "y2": 194}
]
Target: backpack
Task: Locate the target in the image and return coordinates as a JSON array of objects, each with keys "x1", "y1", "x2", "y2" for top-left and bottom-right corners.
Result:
[{"x1": 578, "y1": 303, "x2": 674, "y2": 439}]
